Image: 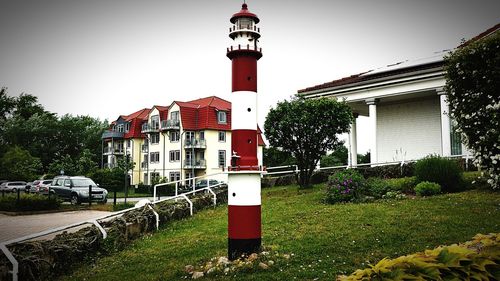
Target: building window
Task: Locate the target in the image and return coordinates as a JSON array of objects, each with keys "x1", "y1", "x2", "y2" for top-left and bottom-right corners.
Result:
[
  {"x1": 169, "y1": 150, "x2": 180, "y2": 162},
  {"x1": 126, "y1": 140, "x2": 131, "y2": 148},
  {"x1": 218, "y1": 131, "x2": 226, "y2": 142},
  {"x1": 185, "y1": 131, "x2": 194, "y2": 142},
  {"x1": 117, "y1": 124, "x2": 124, "y2": 132},
  {"x1": 217, "y1": 111, "x2": 227, "y2": 124},
  {"x1": 199, "y1": 131, "x2": 205, "y2": 140},
  {"x1": 169, "y1": 171, "x2": 180, "y2": 182},
  {"x1": 143, "y1": 173, "x2": 148, "y2": 185},
  {"x1": 171, "y1": 111, "x2": 179, "y2": 121},
  {"x1": 218, "y1": 150, "x2": 226, "y2": 168},
  {"x1": 150, "y1": 133, "x2": 160, "y2": 144},
  {"x1": 125, "y1": 122, "x2": 130, "y2": 132},
  {"x1": 151, "y1": 115, "x2": 160, "y2": 130},
  {"x1": 150, "y1": 152, "x2": 160, "y2": 163},
  {"x1": 170, "y1": 131, "x2": 180, "y2": 142}
]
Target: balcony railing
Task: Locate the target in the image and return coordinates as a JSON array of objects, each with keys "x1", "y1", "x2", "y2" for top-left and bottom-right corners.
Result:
[
  {"x1": 161, "y1": 119, "x2": 180, "y2": 130},
  {"x1": 183, "y1": 159, "x2": 206, "y2": 169},
  {"x1": 141, "y1": 144, "x2": 149, "y2": 153},
  {"x1": 101, "y1": 130, "x2": 124, "y2": 139},
  {"x1": 141, "y1": 123, "x2": 160, "y2": 133},
  {"x1": 103, "y1": 147, "x2": 125, "y2": 155},
  {"x1": 184, "y1": 138, "x2": 206, "y2": 149}
]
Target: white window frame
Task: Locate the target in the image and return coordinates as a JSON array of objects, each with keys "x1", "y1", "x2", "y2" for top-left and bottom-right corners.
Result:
[
  {"x1": 150, "y1": 133, "x2": 160, "y2": 144},
  {"x1": 218, "y1": 150, "x2": 226, "y2": 168},
  {"x1": 170, "y1": 131, "x2": 180, "y2": 142},
  {"x1": 150, "y1": 152, "x2": 160, "y2": 163},
  {"x1": 169, "y1": 150, "x2": 180, "y2": 162},
  {"x1": 217, "y1": 111, "x2": 227, "y2": 124},
  {"x1": 169, "y1": 171, "x2": 180, "y2": 182},
  {"x1": 218, "y1": 131, "x2": 226, "y2": 142}
]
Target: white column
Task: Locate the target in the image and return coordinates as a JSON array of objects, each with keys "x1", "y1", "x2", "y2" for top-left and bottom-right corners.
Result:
[
  {"x1": 349, "y1": 113, "x2": 358, "y2": 167},
  {"x1": 366, "y1": 99, "x2": 379, "y2": 164},
  {"x1": 438, "y1": 88, "x2": 451, "y2": 156}
]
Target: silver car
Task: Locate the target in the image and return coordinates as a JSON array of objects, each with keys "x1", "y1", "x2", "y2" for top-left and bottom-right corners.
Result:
[
  {"x1": 0, "y1": 181, "x2": 28, "y2": 193},
  {"x1": 50, "y1": 176, "x2": 108, "y2": 205}
]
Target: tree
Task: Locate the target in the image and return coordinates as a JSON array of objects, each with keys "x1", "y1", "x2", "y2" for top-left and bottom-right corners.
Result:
[
  {"x1": 444, "y1": 31, "x2": 500, "y2": 189},
  {"x1": 264, "y1": 97, "x2": 353, "y2": 188},
  {"x1": 263, "y1": 146, "x2": 296, "y2": 167},
  {"x1": 320, "y1": 145, "x2": 348, "y2": 167},
  {"x1": 0, "y1": 146, "x2": 42, "y2": 181},
  {"x1": 77, "y1": 149, "x2": 98, "y2": 176}
]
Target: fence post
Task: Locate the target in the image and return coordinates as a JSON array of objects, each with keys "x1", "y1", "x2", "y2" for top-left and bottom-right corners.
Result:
[
  {"x1": 89, "y1": 185, "x2": 92, "y2": 207},
  {"x1": 1, "y1": 190, "x2": 4, "y2": 198},
  {"x1": 16, "y1": 189, "x2": 20, "y2": 204},
  {"x1": 48, "y1": 187, "x2": 51, "y2": 200},
  {"x1": 113, "y1": 189, "x2": 117, "y2": 206}
]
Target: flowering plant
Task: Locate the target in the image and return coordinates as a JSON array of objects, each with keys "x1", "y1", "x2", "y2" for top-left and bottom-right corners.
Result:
[{"x1": 325, "y1": 169, "x2": 365, "y2": 203}]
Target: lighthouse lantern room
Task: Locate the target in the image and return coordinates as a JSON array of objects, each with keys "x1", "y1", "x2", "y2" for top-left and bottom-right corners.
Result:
[{"x1": 226, "y1": 2, "x2": 263, "y2": 260}]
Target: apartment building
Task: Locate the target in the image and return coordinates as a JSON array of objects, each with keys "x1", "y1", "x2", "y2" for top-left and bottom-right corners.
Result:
[{"x1": 102, "y1": 96, "x2": 265, "y2": 186}]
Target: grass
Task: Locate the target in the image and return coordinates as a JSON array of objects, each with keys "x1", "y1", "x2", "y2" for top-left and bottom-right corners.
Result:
[{"x1": 59, "y1": 185, "x2": 500, "y2": 281}]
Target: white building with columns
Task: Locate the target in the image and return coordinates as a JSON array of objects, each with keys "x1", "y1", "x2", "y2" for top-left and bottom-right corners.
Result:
[
  {"x1": 298, "y1": 24, "x2": 500, "y2": 166},
  {"x1": 298, "y1": 53, "x2": 468, "y2": 165}
]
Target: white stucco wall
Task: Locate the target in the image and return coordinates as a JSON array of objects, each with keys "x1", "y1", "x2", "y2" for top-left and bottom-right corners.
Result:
[{"x1": 376, "y1": 96, "x2": 442, "y2": 162}]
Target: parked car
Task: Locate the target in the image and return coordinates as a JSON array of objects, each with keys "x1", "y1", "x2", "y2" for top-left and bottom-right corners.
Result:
[
  {"x1": 26, "y1": 180, "x2": 41, "y2": 193},
  {"x1": 50, "y1": 176, "x2": 108, "y2": 205},
  {"x1": 0, "y1": 181, "x2": 28, "y2": 193},
  {"x1": 36, "y1": 179, "x2": 53, "y2": 194},
  {"x1": 195, "y1": 179, "x2": 227, "y2": 189}
]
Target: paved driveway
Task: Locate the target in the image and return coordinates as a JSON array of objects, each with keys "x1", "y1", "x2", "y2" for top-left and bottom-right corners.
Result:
[{"x1": 0, "y1": 210, "x2": 111, "y2": 243}]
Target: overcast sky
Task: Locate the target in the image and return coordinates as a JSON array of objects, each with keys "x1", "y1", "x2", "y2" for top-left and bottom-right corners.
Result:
[{"x1": 1, "y1": 0, "x2": 499, "y2": 153}]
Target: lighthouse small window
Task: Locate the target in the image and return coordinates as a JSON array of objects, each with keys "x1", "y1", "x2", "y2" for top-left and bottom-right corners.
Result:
[
  {"x1": 238, "y1": 18, "x2": 253, "y2": 29},
  {"x1": 217, "y1": 111, "x2": 227, "y2": 124}
]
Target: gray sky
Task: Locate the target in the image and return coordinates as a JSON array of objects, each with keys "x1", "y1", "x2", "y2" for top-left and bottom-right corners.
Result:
[{"x1": 1, "y1": 0, "x2": 499, "y2": 153}]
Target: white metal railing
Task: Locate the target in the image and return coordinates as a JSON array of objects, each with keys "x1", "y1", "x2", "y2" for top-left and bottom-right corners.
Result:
[
  {"x1": 1, "y1": 173, "x2": 226, "y2": 281},
  {"x1": 153, "y1": 172, "x2": 225, "y2": 200},
  {"x1": 265, "y1": 154, "x2": 473, "y2": 176}
]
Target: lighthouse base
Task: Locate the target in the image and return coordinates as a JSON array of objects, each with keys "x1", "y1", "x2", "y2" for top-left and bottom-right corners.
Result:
[{"x1": 228, "y1": 238, "x2": 262, "y2": 260}]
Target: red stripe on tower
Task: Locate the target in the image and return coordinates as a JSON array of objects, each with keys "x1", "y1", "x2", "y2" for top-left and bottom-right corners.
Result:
[{"x1": 226, "y1": 2, "x2": 263, "y2": 260}]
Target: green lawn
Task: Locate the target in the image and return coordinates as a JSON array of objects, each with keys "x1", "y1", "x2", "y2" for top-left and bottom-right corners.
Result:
[{"x1": 60, "y1": 185, "x2": 500, "y2": 281}]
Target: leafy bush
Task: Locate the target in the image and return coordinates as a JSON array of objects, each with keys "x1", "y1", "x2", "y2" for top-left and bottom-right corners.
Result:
[
  {"x1": 462, "y1": 171, "x2": 490, "y2": 190},
  {"x1": 325, "y1": 169, "x2": 364, "y2": 204},
  {"x1": 356, "y1": 162, "x2": 415, "y2": 179},
  {"x1": 415, "y1": 181, "x2": 441, "y2": 196},
  {"x1": 385, "y1": 176, "x2": 416, "y2": 193},
  {"x1": 365, "y1": 177, "x2": 391, "y2": 198},
  {"x1": 415, "y1": 155, "x2": 463, "y2": 192},
  {"x1": 0, "y1": 194, "x2": 60, "y2": 212},
  {"x1": 339, "y1": 232, "x2": 500, "y2": 281}
]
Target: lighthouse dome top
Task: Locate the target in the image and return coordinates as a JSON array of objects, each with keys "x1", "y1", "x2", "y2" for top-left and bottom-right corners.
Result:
[{"x1": 230, "y1": 3, "x2": 259, "y2": 24}]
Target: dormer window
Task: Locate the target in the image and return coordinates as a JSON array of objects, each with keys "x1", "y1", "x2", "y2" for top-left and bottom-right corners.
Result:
[
  {"x1": 117, "y1": 124, "x2": 124, "y2": 133},
  {"x1": 125, "y1": 122, "x2": 130, "y2": 132},
  {"x1": 218, "y1": 111, "x2": 227, "y2": 124},
  {"x1": 171, "y1": 111, "x2": 179, "y2": 121}
]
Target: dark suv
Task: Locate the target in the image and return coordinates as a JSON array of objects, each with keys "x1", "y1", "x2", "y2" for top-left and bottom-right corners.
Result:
[{"x1": 50, "y1": 176, "x2": 108, "y2": 205}]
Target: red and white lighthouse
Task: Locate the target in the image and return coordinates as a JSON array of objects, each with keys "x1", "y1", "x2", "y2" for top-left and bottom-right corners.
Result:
[{"x1": 226, "y1": 2, "x2": 263, "y2": 260}]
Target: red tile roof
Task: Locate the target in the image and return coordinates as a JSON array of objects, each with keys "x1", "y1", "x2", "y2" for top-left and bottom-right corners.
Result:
[
  {"x1": 109, "y1": 96, "x2": 264, "y2": 145},
  {"x1": 175, "y1": 96, "x2": 232, "y2": 131}
]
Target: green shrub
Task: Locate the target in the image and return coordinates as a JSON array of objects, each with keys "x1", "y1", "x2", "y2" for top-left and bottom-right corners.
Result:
[
  {"x1": 310, "y1": 171, "x2": 331, "y2": 184},
  {"x1": 415, "y1": 181, "x2": 441, "y2": 196},
  {"x1": 415, "y1": 155, "x2": 463, "y2": 192},
  {"x1": 365, "y1": 177, "x2": 391, "y2": 199},
  {"x1": 339, "y1": 233, "x2": 500, "y2": 281},
  {"x1": 356, "y1": 162, "x2": 415, "y2": 179},
  {"x1": 385, "y1": 176, "x2": 416, "y2": 193},
  {"x1": 462, "y1": 171, "x2": 490, "y2": 190},
  {"x1": 325, "y1": 169, "x2": 365, "y2": 204},
  {"x1": 0, "y1": 194, "x2": 60, "y2": 212}
]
